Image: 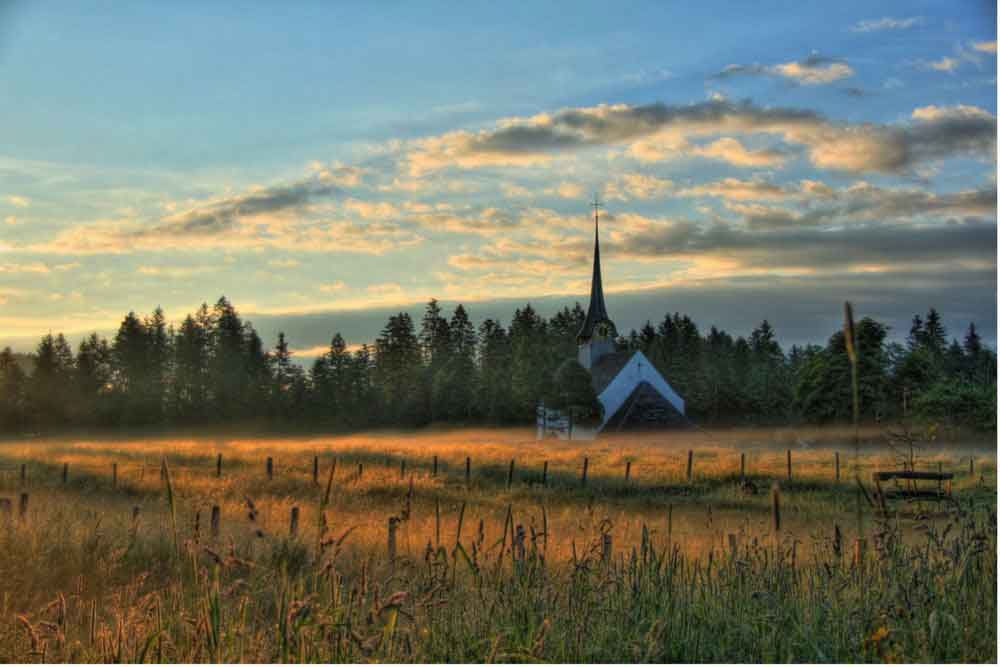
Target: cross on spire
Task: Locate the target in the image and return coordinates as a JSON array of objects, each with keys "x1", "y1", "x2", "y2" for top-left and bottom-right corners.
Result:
[{"x1": 591, "y1": 194, "x2": 603, "y2": 226}]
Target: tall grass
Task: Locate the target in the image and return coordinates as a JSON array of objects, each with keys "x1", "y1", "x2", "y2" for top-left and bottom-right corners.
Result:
[{"x1": 0, "y1": 429, "x2": 994, "y2": 662}]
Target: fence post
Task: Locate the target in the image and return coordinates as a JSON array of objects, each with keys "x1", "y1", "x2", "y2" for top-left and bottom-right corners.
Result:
[
  {"x1": 771, "y1": 484, "x2": 781, "y2": 534},
  {"x1": 62, "y1": 463, "x2": 68, "y2": 485},
  {"x1": 970, "y1": 457, "x2": 975, "y2": 476},
  {"x1": 432, "y1": 455, "x2": 438, "y2": 477},
  {"x1": 542, "y1": 461, "x2": 548, "y2": 487},
  {"x1": 786, "y1": 450, "x2": 792, "y2": 481},
  {"x1": 112, "y1": 463, "x2": 118, "y2": 489},
  {"x1": 686, "y1": 450, "x2": 693, "y2": 483},
  {"x1": 18, "y1": 493, "x2": 28, "y2": 521},
  {"x1": 581, "y1": 457, "x2": 589, "y2": 487},
  {"x1": 19, "y1": 464, "x2": 26, "y2": 487},
  {"x1": 666, "y1": 504, "x2": 673, "y2": 549},
  {"x1": 267, "y1": 457, "x2": 274, "y2": 480},
  {"x1": 835, "y1": 452, "x2": 840, "y2": 482},
  {"x1": 434, "y1": 498, "x2": 441, "y2": 548},
  {"x1": 216, "y1": 453, "x2": 222, "y2": 478},
  {"x1": 938, "y1": 461, "x2": 943, "y2": 494},
  {"x1": 388, "y1": 516, "x2": 399, "y2": 566},
  {"x1": 507, "y1": 459, "x2": 515, "y2": 490},
  {"x1": 400, "y1": 458, "x2": 406, "y2": 480},
  {"x1": 854, "y1": 538, "x2": 866, "y2": 569},
  {"x1": 357, "y1": 462, "x2": 364, "y2": 481},
  {"x1": 313, "y1": 456, "x2": 319, "y2": 485},
  {"x1": 601, "y1": 532, "x2": 612, "y2": 566},
  {"x1": 211, "y1": 505, "x2": 220, "y2": 538},
  {"x1": 465, "y1": 457, "x2": 471, "y2": 487},
  {"x1": 290, "y1": 507, "x2": 299, "y2": 537},
  {"x1": 740, "y1": 452, "x2": 745, "y2": 480},
  {"x1": 625, "y1": 460, "x2": 632, "y2": 483}
]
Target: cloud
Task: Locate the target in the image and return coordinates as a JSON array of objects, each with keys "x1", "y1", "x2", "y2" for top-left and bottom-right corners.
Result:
[
  {"x1": 689, "y1": 137, "x2": 788, "y2": 167},
  {"x1": 318, "y1": 281, "x2": 346, "y2": 293},
  {"x1": 402, "y1": 100, "x2": 995, "y2": 176},
  {"x1": 546, "y1": 182, "x2": 585, "y2": 199},
  {"x1": 851, "y1": 17, "x2": 924, "y2": 33},
  {"x1": 502, "y1": 183, "x2": 533, "y2": 199},
  {"x1": 137, "y1": 265, "x2": 216, "y2": 279},
  {"x1": 267, "y1": 258, "x2": 301, "y2": 269},
  {"x1": 0, "y1": 262, "x2": 50, "y2": 274},
  {"x1": 612, "y1": 217, "x2": 996, "y2": 276},
  {"x1": 604, "y1": 173, "x2": 674, "y2": 201},
  {"x1": 972, "y1": 41, "x2": 997, "y2": 54},
  {"x1": 31, "y1": 215, "x2": 424, "y2": 256},
  {"x1": 926, "y1": 56, "x2": 960, "y2": 73},
  {"x1": 715, "y1": 55, "x2": 855, "y2": 85},
  {"x1": 678, "y1": 177, "x2": 790, "y2": 201},
  {"x1": 5, "y1": 195, "x2": 30, "y2": 208}
]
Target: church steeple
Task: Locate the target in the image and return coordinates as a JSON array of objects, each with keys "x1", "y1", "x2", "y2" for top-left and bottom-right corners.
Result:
[{"x1": 578, "y1": 195, "x2": 614, "y2": 344}]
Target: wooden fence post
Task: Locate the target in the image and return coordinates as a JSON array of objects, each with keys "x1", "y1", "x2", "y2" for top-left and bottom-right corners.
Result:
[
  {"x1": 112, "y1": 463, "x2": 118, "y2": 489},
  {"x1": 835, "y1": 452, "x2": 840, "y2": 482},
  {"x1": 740, "y1": 452, "x2": 745, "y2": 480},
  {"x1": 786, "y1": 450, "x2": 792, "y2": 481},
  {"x1": 18, "y1": 492, "x2": 28, "y2": 521},
  {"x1": 771, "y1": 484, "x2": 781, "y2": 533},
  {"x1": 267, "y1": 457, "x2": 273, "y2": 480},
  {"x1": 507, "y1": 459, "x2": 515, "y2": 490},
  {"x1": 400, "y1": 458, "x2": 406, "y2": 480},
  {"x1": 216, "y1": 453, "x2": 222, "y2": 478},
  {"x1": 625, "y1": 460, "x2": 632, "y2": 483},
  {"x1": 388, "y1": 516, "x2": 400, "y2": 566},
  {"x1": 211, "y1": 505, "x2": 220, "y2": 538},
  {"x1": 313, "y1": 456, "x2": 319, "y2": 484},
  {"x1": 357, "y1": 462, "x2": 364, "y2": 481},
  {"x1": 434, "y1": 497, "x2": 441, "y2": 548},
  {"x1": 581, "y1": 457, "x2": 589, "y2": 487},
  {"x1": 970, "y1": 457, "x2": 975, "y2": 476},
  {"x1": 432, "y1": 455, "x2": 438, "y2": 477},
  {"x1": 686, "y1": 450, "x2": 693, "y2": 483},
  {"x1": 542, "y1": 461, "x2": 548, "y2": 487},
  {"x1": 465, "y1": 457, "x2": 471, "y2": 487},
  {"x1": 666, "y1": 504, "x2": 673, "y2": 549},
  {"x1": 62, "y1": 463, "x2": 68, "y2": 485},
  {"x1": 601, "y1": 532, "x2": 612, "y2": 566},
  {"x1": 290, "y1": 507, "x2": 300, "y2": 537}
]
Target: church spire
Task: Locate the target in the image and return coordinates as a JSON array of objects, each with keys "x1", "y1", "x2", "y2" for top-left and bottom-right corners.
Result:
[{"x1": 577, "y1": 195, "x2": 613, "y2": 343}]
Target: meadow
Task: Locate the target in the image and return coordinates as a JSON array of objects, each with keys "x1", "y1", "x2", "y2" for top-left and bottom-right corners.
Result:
[{"x1": 0, "y1": 426, "x2": 995, "y2": 663}]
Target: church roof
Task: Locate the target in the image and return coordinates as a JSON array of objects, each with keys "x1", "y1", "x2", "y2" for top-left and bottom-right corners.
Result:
[
  {"x1": 588, "y1": 350, "x2": 633, "y2": 394},
  {"x1": 577, "y1": 204, "x2": 613, "y2": 342}
]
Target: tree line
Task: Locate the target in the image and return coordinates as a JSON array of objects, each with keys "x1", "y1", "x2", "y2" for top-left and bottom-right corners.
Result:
[{"x1": 0, "y1": 296, "x2": 995, "y2": 433}]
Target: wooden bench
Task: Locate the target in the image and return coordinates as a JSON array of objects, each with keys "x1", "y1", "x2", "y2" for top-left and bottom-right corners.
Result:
[{"x1": 872, "y1": 470, "x2": 954, "y2": 504}]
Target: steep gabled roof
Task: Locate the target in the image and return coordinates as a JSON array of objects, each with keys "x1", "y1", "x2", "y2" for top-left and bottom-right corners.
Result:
[{"x1": 588, "y1": 350, "x2": 632, "y2": 394}]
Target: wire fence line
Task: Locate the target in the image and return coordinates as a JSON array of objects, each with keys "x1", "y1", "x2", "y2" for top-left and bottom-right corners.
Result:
[{"x1": 0, "y1": 448, "x2": 984, "y2": 490}]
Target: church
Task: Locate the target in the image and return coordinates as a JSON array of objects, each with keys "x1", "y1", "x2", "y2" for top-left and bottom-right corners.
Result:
[{"x1": 537, "y1": 200, "x2": 687, "y2": 439}]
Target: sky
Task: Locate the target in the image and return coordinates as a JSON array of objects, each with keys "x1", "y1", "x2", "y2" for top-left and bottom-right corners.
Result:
[{"x1": 0, "y1": 1, "x2": 996, "y2": 358}]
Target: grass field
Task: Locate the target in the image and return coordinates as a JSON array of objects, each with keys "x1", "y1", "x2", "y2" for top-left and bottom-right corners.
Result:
[{"x1": 0, "y1": 426, "x2": 995, "y2": 662}]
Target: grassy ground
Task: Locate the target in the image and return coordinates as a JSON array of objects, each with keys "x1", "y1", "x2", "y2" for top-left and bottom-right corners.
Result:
[{"x1": 0, "y1": 426, "x2": 995, "y2": 662}]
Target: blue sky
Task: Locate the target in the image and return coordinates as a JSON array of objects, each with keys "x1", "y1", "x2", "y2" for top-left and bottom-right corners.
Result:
[{"x1": 0, "y1": 1, "x2": 996, "y2": 355}]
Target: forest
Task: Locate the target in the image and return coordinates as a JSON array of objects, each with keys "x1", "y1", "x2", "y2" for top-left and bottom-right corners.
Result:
[{"x1": 0, "y1": 296, "x2": 995, "y2": 433}]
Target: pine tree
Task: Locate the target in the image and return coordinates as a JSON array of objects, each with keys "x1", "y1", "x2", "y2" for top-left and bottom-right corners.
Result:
[{"x1": 0, "y1": 347, "x2": 27, "y2": 430}]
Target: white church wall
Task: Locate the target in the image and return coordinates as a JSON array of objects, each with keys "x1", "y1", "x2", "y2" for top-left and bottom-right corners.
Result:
[{"x1": 597, "y1": 351, "x2": 685, "y2": 427}]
